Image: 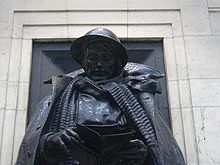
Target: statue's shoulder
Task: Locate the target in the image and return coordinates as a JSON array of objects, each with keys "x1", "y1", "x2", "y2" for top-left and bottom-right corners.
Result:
[
  {"x1": 122, "y1": 62, "x2": 164, "y2": 94},
  {"x1": 65, "y1": 69, "x2": 85, "y2": 77},
  {"x1": 43, "y1": 69, "x2": 85, "y2": 85},
  {"x1": 123, "y1": 62, "x2": 164, "y2": 80}
]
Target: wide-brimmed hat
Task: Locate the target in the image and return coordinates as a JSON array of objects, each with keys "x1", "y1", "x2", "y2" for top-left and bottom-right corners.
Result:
[{"x1": 70, "y1": 28, "x2": 128, "y2": 67}]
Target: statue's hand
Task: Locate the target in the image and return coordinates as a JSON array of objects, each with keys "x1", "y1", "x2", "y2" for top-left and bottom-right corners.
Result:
[
  {"x1": 118, "y1": 139, "x2": 148, "y2": 165},
  {"x1": 43, "y1": 129, "x2": 82, "y2": 161}
]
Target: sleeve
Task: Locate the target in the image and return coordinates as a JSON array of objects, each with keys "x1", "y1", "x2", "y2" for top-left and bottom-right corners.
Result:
[
  {"x1": 15, "y1": 95, "x2": 52, "y2": 165},
  {"x1": 15, "y1": 137, "x2": 27, "y2": 165},
  {"x1": 38, "y1": 133, "x2": 58, "y2": 165}
]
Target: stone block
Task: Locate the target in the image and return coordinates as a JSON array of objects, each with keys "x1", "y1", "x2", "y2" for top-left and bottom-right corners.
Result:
[
  {"x1": 0, "y1": 38, "x2": 11, "y2": 81},
  {"x1": 210, "y1": 11, "x2": 220, "y2": 35},
  {"x1": 163, "y1": 38, "x2": 178, "y2": 81},
  {"x1": 12, "y1": 110, "x2": 27, "y2": 164},
  {"x1": 182, "y1": 108, "x2": 199, "y2": 164},
  {"x1": 22, "y1": 25, "x2": 68, "y2": 39},
  {"x1": 179, "y1": 0, "x2": 211, "y2": 35},
  {"x1": 208, "y1": 0, "x2": 220, "y2": 7},
  {"x1": 0, "y1": 5, "x2": 13, "y2": 38},
  {"x1": 193, "y1": 107, "x2": 220, "y2": 165},
  {"x1": 0, "y1": 81, "x2": 7, "y2": 109},
  {"x1": 8, "y1": 39, "x2": 22, "y2": 82},
  {"x1": 19, "y1": 39, "x2": 32, "y2": 82},
  {"x1": 13, "y1": 12, "x2": 68, "y2": 39},
  {"x1": 173, "y1": 37, "x2": 188, "y2": 80},
  {"x1": 17, "y1": 83, "x2": 29, "y2": 110},
  {"x1": 13, "y1": 0, "x2": 66, "y2": 10},
  {"x1": 6, "y1": 82, "x2": 18, "y2": 110},
  {"x1": 185, "y1": 36, "x2": 220, "y2": 79},
  {"x1": 170, "y1": 108, "x2": 186, "y2": 157},
  {"x1": 67, "y1": 0, "x2": 127, "y2": 10},
  {"x1": 179, "y1": 80, "x2": 192, "y2": 108},
  {"x1": 128, "y1": 10, "x2": 182, "y2": 36},
  {"x1": 67, "y1": 11, "x2": 127, "y2": 24},
  {"x1": 127, "y1": 0, "x2": 179, "y2": 10},
  {"x1": 128, "y1": 24, "x2": 173, "y2": 38},
  {"x1": 68, "y1": 25, "x2": 127, "y2": 38},
  {"x1": 0, "y1": 110, "x2": 4, "y2": 152},
  {"x1": 167, "y1": 80, "x2": 181, "y2": 109},
  {"x1": 128, "y1": 11, "x2": 177, "y2": 23},
  {"x1": 190, "y1": 79, "x2": 220, "y2": 107},
  {"x1": 0, "y1": 110, "x2": 16, "y2": 165}
]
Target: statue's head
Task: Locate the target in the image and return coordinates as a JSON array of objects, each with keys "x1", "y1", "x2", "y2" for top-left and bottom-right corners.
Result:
[{"x1": 70, "y1": 28, "x2": 127, "y2": 81}]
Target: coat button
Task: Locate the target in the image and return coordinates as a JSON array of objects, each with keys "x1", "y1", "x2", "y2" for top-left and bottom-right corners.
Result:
[
  {"x1": 28, "y1": 151, "x2": 31, "y2": 157},
  {"x1": 36, "y1": 125, "x2": 41, "y2": 130}
]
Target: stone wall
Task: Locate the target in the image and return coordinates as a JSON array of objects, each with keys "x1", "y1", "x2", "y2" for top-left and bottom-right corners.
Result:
[{"x1": 0, "y1": 0, "x2": 219, "y2": 164}]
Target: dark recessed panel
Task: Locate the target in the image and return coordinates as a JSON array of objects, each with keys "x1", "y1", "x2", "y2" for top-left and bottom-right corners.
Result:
[{"x1": 29, "y1": 41, "x2": 170, "y2": 126}]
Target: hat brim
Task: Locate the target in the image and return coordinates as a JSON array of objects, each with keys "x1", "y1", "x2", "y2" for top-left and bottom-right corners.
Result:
[{"x1": 70, "y1": 35, "x2": 128, "y2": 67}]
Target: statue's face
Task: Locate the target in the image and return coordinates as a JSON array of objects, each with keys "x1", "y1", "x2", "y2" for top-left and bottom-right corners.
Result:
[{"x1": 82, "y1": 42, "x2": 116, "y2": 81}]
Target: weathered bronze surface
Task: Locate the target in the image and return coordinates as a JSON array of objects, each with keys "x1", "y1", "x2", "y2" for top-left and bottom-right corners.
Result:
[{"x1": 16, "y1": 28, "x2": 185, "y2": 165}]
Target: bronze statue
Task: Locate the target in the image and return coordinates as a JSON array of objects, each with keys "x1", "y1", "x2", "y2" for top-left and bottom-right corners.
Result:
[{"x1": 16, "y1": 28, "x2": 185, "y2": 165}]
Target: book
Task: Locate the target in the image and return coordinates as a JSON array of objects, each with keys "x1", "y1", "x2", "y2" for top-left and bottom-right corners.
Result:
[{"x1": 74, "y1": 123, "x2": 135, "y2": 163}]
